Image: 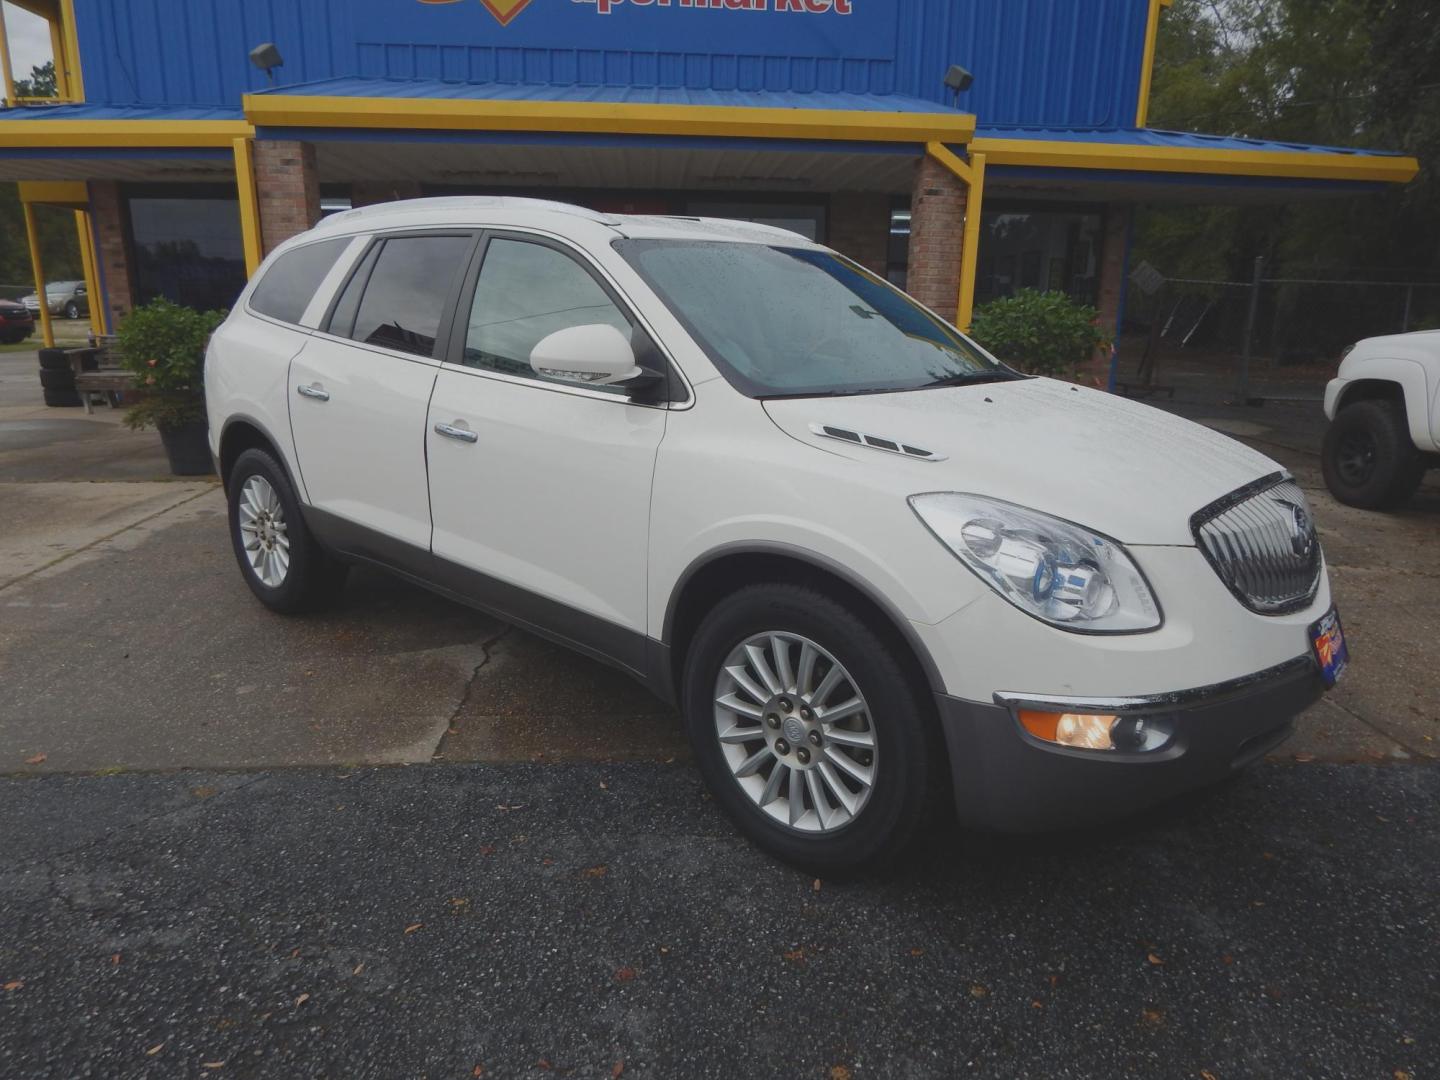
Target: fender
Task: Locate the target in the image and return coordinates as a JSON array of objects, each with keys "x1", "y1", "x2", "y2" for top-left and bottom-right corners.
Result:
[
  {"x1": 1330, "y1": 357, "x2": 1437, "y2": 454},
  {"x1": 661, "y1": 539, "x2": 949, "y2": 696},
  {"x1": 217, "y1": 412, "x2": 303, "y2": 495}
]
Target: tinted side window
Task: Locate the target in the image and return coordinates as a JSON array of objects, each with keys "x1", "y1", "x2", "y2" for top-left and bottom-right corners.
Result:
[
  {"x1": 345, "y1": 235, "x2": 473, "y2": 358},
  {"x1": 463, "y1": 238, "x2": 634, "y2": 394},
  {"x1": 249, "y1": 238, "x2": 351, "y2": 326}
]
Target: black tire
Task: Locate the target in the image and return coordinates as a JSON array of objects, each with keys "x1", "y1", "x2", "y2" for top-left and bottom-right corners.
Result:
[
  {"x1": 226, "y1": 447, "x2": 348, "y2": 614},
  {"x1": 682, "y1": 583, "x2": 941, "y2": 875},
  {"x1": 65, "y1": 302, "x2": 80, "y2": 320},
  {"x1": 38, "y1": 348, "x2": 71, "y2": 371},
  {"x1": 38, "y1": 367, "x2": 76, "y2": 390},
  {"x1": 1322, "y1": 399, "x2": 1425, "y2": 510},
  {"x1": 42, "y1": 387, "x2": 82, "y2": 407}
]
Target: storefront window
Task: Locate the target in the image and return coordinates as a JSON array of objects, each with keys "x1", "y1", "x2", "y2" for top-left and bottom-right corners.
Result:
[
  {"x1": 975, "y1": 208, "x2": 1101, "y2": 307},
  {"x1": 126, "y1": 187, "x2": 247, "y2": 312}
]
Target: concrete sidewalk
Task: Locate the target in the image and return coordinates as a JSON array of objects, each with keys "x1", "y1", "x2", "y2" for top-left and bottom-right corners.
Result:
[{"x1": 1, "y1": 352, "x2": 1435, "y2": 776}]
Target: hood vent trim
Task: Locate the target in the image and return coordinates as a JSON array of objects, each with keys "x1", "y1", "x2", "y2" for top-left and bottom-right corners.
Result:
[{"x1": 809, "y1": 423, "x2": 947, "y2": 462}]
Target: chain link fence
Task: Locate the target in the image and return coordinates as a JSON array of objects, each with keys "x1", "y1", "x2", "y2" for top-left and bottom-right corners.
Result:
[{"x1": 1116, "y1": 260, "x2": 1440, "y2": 406}]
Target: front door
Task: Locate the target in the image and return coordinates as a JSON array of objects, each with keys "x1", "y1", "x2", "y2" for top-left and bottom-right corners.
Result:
[
  {"x1": 426, "y1": 233, "x2": 669, "y2": 667},
  {"x1": 288, "y1": 231, "x2": 476, "y2": 550}
]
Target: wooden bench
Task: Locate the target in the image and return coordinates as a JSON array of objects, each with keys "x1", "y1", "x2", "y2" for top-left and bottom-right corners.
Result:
[{"x1": 69, "y1": 341, "x2": 133, "y2": 415}]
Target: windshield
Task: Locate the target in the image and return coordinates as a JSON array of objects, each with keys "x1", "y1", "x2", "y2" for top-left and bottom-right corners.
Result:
[{"x1": 615, "y1": 239, "x2": 1018, "y2": 398}]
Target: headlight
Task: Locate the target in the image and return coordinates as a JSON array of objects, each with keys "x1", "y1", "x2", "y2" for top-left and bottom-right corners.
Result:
[{"x1": 909, "y1": 493, "x2": 1162, "y2": 633}]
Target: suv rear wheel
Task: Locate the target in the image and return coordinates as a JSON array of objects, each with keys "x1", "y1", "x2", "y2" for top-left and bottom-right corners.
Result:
[
  {"x1": 682, "y1": 583, "x2": 939, "y2": 874},
  {"x1": 227, "y1": 448, "x2": 348, "y2": 612},
  {"x1": 1322, "y1": 399, "x2": 1425, "y2": 510}
]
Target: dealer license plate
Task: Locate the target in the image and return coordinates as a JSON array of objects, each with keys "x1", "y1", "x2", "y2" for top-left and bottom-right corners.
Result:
[{"x1": 1310, "y1": 608, "x2": 1349, "y2": 688}]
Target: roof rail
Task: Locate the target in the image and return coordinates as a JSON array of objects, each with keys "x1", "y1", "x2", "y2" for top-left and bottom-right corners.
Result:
[{"x1": 313, "y1": 196, "x2": 622, "y2": 232}]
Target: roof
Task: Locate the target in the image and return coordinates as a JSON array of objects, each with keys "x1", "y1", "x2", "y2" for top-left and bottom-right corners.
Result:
[
  {"x1": 0, "y1": 102, "x2": 245, "y2": 123},
  {"x1": 971, "y1": 125, "x2": 1419, "y2": 185},
  {"x1": 242, "y1": 77, "x2": 976, "y2": 146},
  {"x1": 303, "y1": 196, "x2": 821, "y2": 248},
  {"x1": 0, "y1": 102, "x2": 251, "y2": 150}
]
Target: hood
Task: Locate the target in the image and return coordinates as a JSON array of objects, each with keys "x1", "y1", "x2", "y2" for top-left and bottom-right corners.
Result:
[
  {"x1": 762, "y1": 377, "x2": 1281, "y2": 546},
  {"x1": 1346, "y1": 329, "x2": 1440, "y2": 368}
]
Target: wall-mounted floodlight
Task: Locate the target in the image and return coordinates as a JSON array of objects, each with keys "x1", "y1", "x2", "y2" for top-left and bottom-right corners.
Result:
[
  {"x1": 249, "y1": 43, "x2": 284, "y2": 85},
  {"x1": 944, "y1": 64, "x2": 975, "y2": 108}
]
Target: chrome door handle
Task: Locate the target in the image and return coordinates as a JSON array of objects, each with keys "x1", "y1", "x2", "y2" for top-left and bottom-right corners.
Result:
[
  {"x1": 433, "y1": 422, "x2": 478, "y2": 444},
  {"x1": 296, "y1": 383, "x2": 330, "y2": 402}
]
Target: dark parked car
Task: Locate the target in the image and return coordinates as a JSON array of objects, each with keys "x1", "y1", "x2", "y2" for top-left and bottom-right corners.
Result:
[{"x1": 0, "y1": 299, "x2": 37, "y2": 344}]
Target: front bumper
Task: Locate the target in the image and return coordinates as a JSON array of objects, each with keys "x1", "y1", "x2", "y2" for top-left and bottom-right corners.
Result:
[{"x1": 937, "y1": 655, "x2": 1325, "y2": 832}]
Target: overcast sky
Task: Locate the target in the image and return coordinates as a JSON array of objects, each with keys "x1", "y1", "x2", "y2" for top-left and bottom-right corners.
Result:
[{"x1": 3, "y1": 2, "x2": 53, "y2": 83}]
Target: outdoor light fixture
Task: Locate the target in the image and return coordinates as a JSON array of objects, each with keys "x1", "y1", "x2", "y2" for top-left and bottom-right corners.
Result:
[
  {"x1": 943, "y1": 64, "x2": 974, "y2": 107},
  {"x1": 249, "y1": 42, "x2": 284, "y2": 84}
]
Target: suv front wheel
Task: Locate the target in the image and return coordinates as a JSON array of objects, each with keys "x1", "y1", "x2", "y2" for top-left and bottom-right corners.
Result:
[
  {"x1": 227, "y1": 448, "x2": 348, "y2": 613},
  {"x1": 682, "y1": 583, "x2": 940, "y2": 874},
  {"x1": 1322, "y1": 399, "x2": 1425, "y2": 510}
]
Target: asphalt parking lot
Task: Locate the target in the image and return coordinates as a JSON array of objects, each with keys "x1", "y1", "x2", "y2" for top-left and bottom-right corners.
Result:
[{"x1": 2, "y1": 347, "x2": 1437, "y2": 1077}]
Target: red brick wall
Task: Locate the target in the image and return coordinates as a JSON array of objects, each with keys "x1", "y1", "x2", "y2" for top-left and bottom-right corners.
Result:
[
  {"x1": 350, "y1": 180, "x2": 423, "y2": 208},
  {"x1": 88, "y1": 180, "x2": 134, "y2": 327},
  {"x1": 255, "y1": 140, "x2": 321, "y2": 254},
  {"x1": 906, "y1": 155, "x2": 967, "y2": 320},
  {"x1": 828, "y1": 192, "x2": 890, "y2": 277}
]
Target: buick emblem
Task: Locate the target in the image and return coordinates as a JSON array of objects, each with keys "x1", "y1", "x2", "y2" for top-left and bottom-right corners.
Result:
[{"x1": 1277, "y1": 500, "x2": 1314, "y2": 558}]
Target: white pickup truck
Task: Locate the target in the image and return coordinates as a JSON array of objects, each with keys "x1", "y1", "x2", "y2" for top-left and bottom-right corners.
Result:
[{"x1": 1323, "y1": 330, "x2": 1440, "y2": 509}]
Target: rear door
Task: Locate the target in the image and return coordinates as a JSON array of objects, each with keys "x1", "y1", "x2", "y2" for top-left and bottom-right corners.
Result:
[
  {"x1": 425, "y1": 232, "x2": 672, "y2": 664},
  {"x1": 289, "y1": 230, "x2": 477, "y2": 550}
]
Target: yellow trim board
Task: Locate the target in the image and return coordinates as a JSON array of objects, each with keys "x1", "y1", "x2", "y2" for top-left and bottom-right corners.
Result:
[
  {"x1": 244, "y1": 93, "x2": 977, "y2": 145},
  {"x1": 0, "y1": 119, "x2": 254, "y2": 149},
  {"x1": 18, "y1": 179, "x2": 88, "y2": 206},
  {"x1": 968, "y1": 136, "x2": 1421, "y2": 185},
  {"x1": 1135, "y1": 0, "x2": 1173, "y2": 128},
  {"x1": 925, "y1": 140, "x2": 972, "y2": 185},
  {"x1": 233, "y1": 137, "x2": 263, "y2": 277},
  {"x1": 956, "y1": 151, "x2": 987, "y2": 334}
]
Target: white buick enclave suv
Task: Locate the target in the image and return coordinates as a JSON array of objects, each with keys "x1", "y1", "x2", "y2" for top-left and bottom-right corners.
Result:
[{"x1": 207, "y1": 197, "x2": 1347, "y2": 872}]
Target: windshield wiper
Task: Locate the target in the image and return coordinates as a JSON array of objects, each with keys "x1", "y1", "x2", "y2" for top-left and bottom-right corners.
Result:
[{"x1": 924, "y1": 369, "x2": 1024, "y2": 389}]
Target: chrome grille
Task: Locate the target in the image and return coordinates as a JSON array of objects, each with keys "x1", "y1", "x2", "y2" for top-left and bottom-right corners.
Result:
[{"x1": 1192, "y1": 474, "x2": 1322, "y2": 615}]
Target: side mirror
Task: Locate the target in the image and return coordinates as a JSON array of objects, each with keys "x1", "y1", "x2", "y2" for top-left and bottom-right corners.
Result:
[{"x1": 530, "y1": 323, "x2": 642, "y2": 387}]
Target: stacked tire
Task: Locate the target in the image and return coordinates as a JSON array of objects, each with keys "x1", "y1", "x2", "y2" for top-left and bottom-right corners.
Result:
[{"x1": 38, "y1": 348, "x2": 81, "y2": 407}]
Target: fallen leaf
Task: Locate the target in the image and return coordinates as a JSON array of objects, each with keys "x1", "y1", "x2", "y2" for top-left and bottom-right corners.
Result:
[
  {"x1": 830, "y1": 1068, "x2": 852, "y2": 1080},
  {"x1": 615, "y1": 966, "x2": 637, "y2": 983},
  {"x1": 450, "y1": 897, "x2": 470, "y2": 910},
  {"x1": 404, "y1": 923, "x2": 423, "y2": 935},
  {"x1": 24, "y1": 753, "x2": 45, "y2": 765},
  {"x1": 111, "y1": 953, "x2": 122, "y2": 966},
  {"x1": 1031, "y1": 999, "x2": 1044, "y2": 1010},
  {"x1": 3, "y1": 980, "x2": 22, "y2": 992},
  {"x1": 1394, "y1": 1072, "x2": 1412, "y2": 1080},
  {"x1": 813, "y1": 878, "x2": 823, "y2": 892},
  {"x1": 581, "y1": 865, "x2": 608, "y2": 879},
  {"x1": 294, "y1": 993, "x2": 309, "y2": 1007},
  {"x1": 542, "y1": 858, "x2": 555, "y2": 867},
  {"x1": 1147, "y1": 953, "x2": 1164, "y2": 966},
  {"x1": 1221, "y1": 954, "x2": 1234, "y2": 966},
  {"x1": 472, "y1": 1066, "x2": 484, "y2": 1078},
  {"x1": 1261, "y1": 852, "x2": 1275, "y2": 861},
  {"x1": 352, "y1": 963, "x2": 365, "y2": 976},
  {"x1": 1200, "y1": 1070, "x2": 1219, "y2": 1080},
  {"x1": 599, "y1": 781, "x2": 609, "y2": 791},
  {"x1": 537, "y1": 1059, "x2": 552, "y2": 1071},
  {"x1": 146, "y1": 1043, "x2": 165, "y2": 1056},
  {"x1": 658, "y1": 946, "x2": 670, "y2": 955},
  {"x1": 783, "y1": 948, "x2": 806, "y2": 963},
  {"x1": 611, "y1": 1062, "x2": 625, "y2": 1078},
  {"x1": 479, "y1": 845, "x2": 496, "y2": 856},
  {"x1": 1141, "y1": 1006, "x2": 1165, "y2": 1027},
  {"x1": 969, "y1": 984, "x2": 989, "y2": 999},
  {"x1": 202, "y1": 1062, "x2": 225, "y2": 1070},
  {"x1": 1293, "y1": 752, "x2": 1316, "y2": 763},
  {"x1": 496, "y1": 804, "x2": 526, "y2": 812},
  {"x1": 191, "y1": 786, "x2": 217, "y2": 799},
  {"x1": 909, "y1": 948, "x2": 924, "y2": 957},
  {"x1": 1049, "y1": 974, "x2": 1060, "y2": 988}
]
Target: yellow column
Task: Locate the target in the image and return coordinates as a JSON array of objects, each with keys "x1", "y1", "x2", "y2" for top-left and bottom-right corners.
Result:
[
  {"x1": 74, "y1": 210, "x2": 105, "y2": 335},
  {"x1": 955, "y1": 152, "x2": 987, "y2": 335},
  {"x1": 233, "y1": 137, "x2": 264, "y2": 278},
  {"x1": 22, "y1": 205, "x2": 55, "y2": 348},
  {"x1": 0, "y1": 3, "x2": 17, "y2": 103}
]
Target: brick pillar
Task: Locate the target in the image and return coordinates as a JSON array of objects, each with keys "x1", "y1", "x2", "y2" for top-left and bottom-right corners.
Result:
[
  {"x1": 350, "y1": 180, "x2": 423, "y2": 208},
  {"x1": 255, "y1": 140, "x2": 321, "y2": 254},
  {"x1": 88, "y1": 180, "x2": 134, "y2": 327},
  {"x1": 828, "y1": 192, "x2": 890, "y2": 277},
  {"x1": 906, "y1": 155, "x2": 967, "y2": 321}
]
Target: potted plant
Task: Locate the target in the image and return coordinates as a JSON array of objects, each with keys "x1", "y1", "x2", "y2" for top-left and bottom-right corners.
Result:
[
  {"x1": 970, "y1": 289, "x2": 1111, "y2": 382},
  {"x1": 116, "y1": 298, "x2": 226, "y2": 476}
]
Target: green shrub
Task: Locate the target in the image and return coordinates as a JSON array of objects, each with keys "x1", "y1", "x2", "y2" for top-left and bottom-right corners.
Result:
[
  {"x1": 969, "y1": 289, "x2": 1110, "y2": 379},
  {"x1": 115, "y1": 298, "x2": 226, "y2": 430}
]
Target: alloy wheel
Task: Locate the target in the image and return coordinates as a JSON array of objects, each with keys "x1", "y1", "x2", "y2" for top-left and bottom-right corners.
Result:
[
  {"x1": 712, "y1": 631, "x2": 877, "y2": 834},
  {"x1": 237, "y1": 475, "x2": 291, "y2": 587},
  {"x1": 1336, "y1": 430, "x2": 1377, "y2": 487}
]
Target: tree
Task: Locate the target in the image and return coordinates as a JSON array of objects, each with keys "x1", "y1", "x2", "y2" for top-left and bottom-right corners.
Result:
[
  {"x1": 0, "y1": 185, "x2": 83, "y2": 292},
  {"x1": 13, "y1": 60, "x2": 57, "y2": 99}
]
